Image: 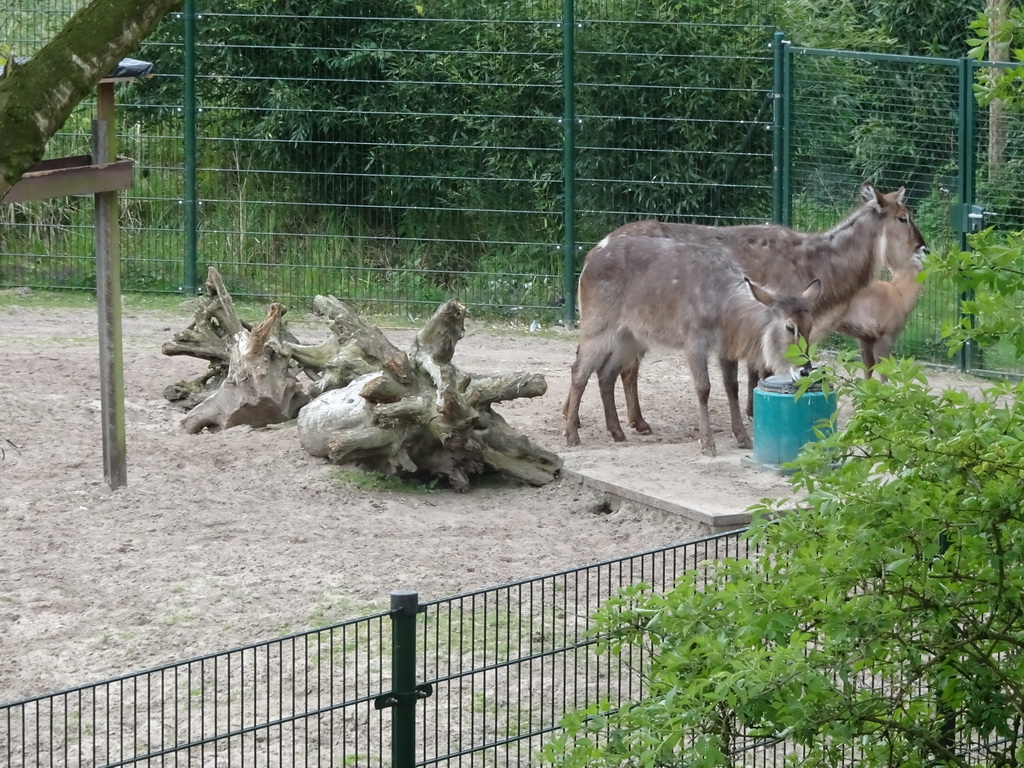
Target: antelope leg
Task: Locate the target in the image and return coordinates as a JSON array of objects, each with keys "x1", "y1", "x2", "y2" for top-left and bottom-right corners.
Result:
[
  {"x1": 621, "y1": 359, "x2": 652, "y2": 435},
  {"x1": 721, "y1": 357, "x2": 752, "y2": 449}
]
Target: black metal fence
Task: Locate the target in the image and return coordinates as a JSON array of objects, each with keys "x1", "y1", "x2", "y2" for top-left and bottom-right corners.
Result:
[{"x1": 0, "y1": 529, "x2": 754, "y2": 767}]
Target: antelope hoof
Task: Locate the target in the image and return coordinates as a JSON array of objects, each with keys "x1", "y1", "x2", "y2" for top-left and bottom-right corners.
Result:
[
  {"x1": 610, "y1": 429, "x2": 627, "y2": 443},
  {"x1": 631, "y1": 419, "x2": 653, "y2": 435},
  {"x1": 699, "y1": 439, "x2": 718, "y2": 457},
  {"x1": 737, "y1": 435, "x2": 753, "y2": 450},
  {"x1": 565, "y1": 429, "x2": 581, "y2": 447}
]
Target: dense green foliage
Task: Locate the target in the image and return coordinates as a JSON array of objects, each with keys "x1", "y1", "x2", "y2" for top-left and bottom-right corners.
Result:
[
  {"x1": 776, "y1": 0, "x2": 984, "y2": 57},
  {"x1": 541, "y1": 11, "x2": 1024, "y2": 763},
  {"x1": 0, "y1": 0, "x2": 1006, "y2": 326},
  {"x1": 128, "y1": 0, "x2": 784, "y2": 248},
  {"x1": 543, "y1": 350, "x2": 1024, "y2": 766}
]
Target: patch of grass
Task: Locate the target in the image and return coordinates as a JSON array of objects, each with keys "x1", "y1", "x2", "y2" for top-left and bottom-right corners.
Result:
[
  {"x1": 328, "y1": 467, "x2": 441, "y2": 494},
  {"x1": 307, "y1": 593, "x2": 358, "y2": 629},
  {"x1": 0, "y1": 288, "x2": 98, "y2": 309},
  {"x1": 161, "y1": 610, "x2": 199, "y2": 626},
  {"x1": 0, "y1": 287, "x2": 296, "y2": 318}
]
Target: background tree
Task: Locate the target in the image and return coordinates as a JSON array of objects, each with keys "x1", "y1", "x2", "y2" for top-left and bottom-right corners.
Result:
[{"x1": 0, "y1": 0, "x2": 184, "y2": 200}]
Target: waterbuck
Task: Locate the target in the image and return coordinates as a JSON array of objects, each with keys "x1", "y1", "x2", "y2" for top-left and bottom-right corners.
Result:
[
  {"x1": 563, "y1": 236, "x2": 821, "y2": 455},
  {"x1": 582, "y1": 182, "x2": 928, "y2": 445},
  {"x1": 817, "y1": 247, "x2": 928, "y2": 381},
  {"x1": 743, "y1": 248, "x2": 928, "y2": 416}
]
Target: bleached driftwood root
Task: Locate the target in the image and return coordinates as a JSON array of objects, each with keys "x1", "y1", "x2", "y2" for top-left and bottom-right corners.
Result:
[
  {"x1": 163, "y1": 279, "x2": 561, "y2": 490},
  {"x1": 162, "y1": 267, "x2": 308, "y2": 433},
  {"x1": 295, "y1": 298, "x2": 561, "y2": 491}
]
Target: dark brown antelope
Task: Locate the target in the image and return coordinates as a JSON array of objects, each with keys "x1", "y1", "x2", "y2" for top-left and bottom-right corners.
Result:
[
  {"x1": 562, "y1": 236, "x2": 821, "y2": 455},
  {"x1": 586, "y1": 182, "x2": 928, "y2": 441}
]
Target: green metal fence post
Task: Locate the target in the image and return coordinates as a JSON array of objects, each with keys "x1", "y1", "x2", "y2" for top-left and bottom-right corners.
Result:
[
  {"x1": 374, "y1": 590, "x2": 430, "y2": 768},
  {"x1": 771, "y1": 31, "x2": 787, "y2": 226},
  {"x1": 956, "y1": 56, "x2": 977, "y2": 373},
  {"x1": 561, "y1": 0, "x2": 577, "y2": 327},
  {"x1": 182, "y1": 0, "x2": 198, "y2": 295}
]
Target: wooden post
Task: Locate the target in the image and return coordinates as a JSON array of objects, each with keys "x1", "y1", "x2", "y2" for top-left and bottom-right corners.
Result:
[
  {"x1": 2, "y1": 60, "x2": 148, "y2": 490},
  {"x1": 93, "y1": 81, "x2": 127, "y2": 489}
]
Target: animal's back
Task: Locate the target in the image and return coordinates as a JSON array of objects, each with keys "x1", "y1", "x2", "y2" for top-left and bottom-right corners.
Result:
[
  {"x1": 578, "y1": 237, "x2": 743, "y2": 348},
  {"x1": 609, "y1": 221, "x2": 840, "y2": 301},
  {"x1": 607, "y1": 183, "x2": 929, "y2": 317}
]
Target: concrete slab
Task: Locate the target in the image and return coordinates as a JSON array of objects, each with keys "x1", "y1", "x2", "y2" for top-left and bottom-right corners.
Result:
[{"x1": 559, "y1": 442, "x2": 802, "y2": 531}]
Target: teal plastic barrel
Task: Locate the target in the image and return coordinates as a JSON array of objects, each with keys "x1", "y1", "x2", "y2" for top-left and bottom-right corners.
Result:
[{"x1": 752, "y1": 374, "x2": 836, "y2": 467}]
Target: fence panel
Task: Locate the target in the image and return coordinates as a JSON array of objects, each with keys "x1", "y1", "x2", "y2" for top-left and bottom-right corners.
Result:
[
  {"x1": 0, "y1": 530, "x2": 755, "y2": 767},
  {"x1": 1, "y1": 612, "x2": 392, "y2": 767},
  {"x1": 782, "y1": 47, "x2": 965, "y2": 370},
  {"x1": 782, "y1": 46, "x2": 1024, "y2": 378},
  {"x1": 574, "y1": 1, "x2": 779, "y2": 243},
  {"x1": 414, "y1": 533, "x2": 754, "y2": 766},
  {"x1": 175, "y1": 3, "x2": 567, "y2": 316},
  {"x1": 961, "y1": 58, "x2": 1024, "y2": 377}
]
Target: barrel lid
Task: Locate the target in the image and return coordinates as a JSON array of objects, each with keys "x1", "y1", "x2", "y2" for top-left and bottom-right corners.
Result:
[{"x1": 757, "y1": 373, "x2": 823, "y2": 394}]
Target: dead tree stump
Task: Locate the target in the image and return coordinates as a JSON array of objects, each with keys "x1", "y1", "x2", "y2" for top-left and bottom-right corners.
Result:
[
  {"x1": 162, "y1": 276, "x2": 561, "y2": 490},
  {"x1": 295, "y1": 297, "x2": 562, "y2": 491},
  {"x1": 162, "y1": 267, "x2": 309, "y2": 433}
]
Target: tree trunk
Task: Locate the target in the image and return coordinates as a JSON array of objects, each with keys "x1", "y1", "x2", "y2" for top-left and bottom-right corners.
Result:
[
  {"x1": 0, "y1": 0, "x2": 183, "y2": 198},
  {"x1": 163, "y1": 267, "x2": 309, "y2": 433},
  {"x1": 295, "y1": 298, "x2": 561, "y2": 491}
]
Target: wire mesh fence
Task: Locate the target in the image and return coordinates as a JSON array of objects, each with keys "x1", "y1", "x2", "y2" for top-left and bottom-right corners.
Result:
[
  {"x1": 2, "y1": 610, "x2": 394, "y2": 767},
  {"x1": 0, "y1": 0, "x2": 779, "y2": 322},
  {"x1": 4, "y1": 519, "x2": 1019, "y2": 767},
  {"x1": 0, "y1": 529, "x2": 755, "y2": 768},
  {"x1": 781, "y1": 47, "x2": 965, "y2": 372},
  {"x1": 3, "y1": 3, "x2": 1024, "y2": 376},
  {"x1": 780, "y1": 45, "x2": 1024, "y2": 378}
]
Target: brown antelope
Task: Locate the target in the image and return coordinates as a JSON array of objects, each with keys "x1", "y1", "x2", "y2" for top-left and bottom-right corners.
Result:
[
  {"x1": 578, "y1": 182, "x2": 928, "y2": 443},
  {"x1": 815, "y1": 248, "x2": 927, "y2": 380},
  {"x1": 562, "y1": 236, "x2": 821, "y2": 455},
  {"x1": 743, "y1": 249, "x2": 927, "y2": 415}
]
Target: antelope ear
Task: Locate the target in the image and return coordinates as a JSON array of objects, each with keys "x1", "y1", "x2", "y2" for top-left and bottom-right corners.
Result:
[
  {"x1": 860, "y1": 181, "x2": 883, "y2": 210},
  {"x1": 894, "y1": 186, "x2": 907, "y2": 205},
  {"x1": 744, "y1": 277, "x2": 775, "y2": 307},
  {"x1": 802, "y1": 278, "x2": 822, "y2": 302}
]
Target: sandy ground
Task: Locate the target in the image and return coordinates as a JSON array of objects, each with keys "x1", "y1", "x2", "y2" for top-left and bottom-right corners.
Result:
[{"x1": 0, "y1": 295, "x2": 982, "y2": 704}]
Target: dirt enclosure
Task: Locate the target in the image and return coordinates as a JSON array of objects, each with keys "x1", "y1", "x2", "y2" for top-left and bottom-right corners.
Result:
[{"x1": 0, "y1": 295, "x2": 981, "y2": 703}]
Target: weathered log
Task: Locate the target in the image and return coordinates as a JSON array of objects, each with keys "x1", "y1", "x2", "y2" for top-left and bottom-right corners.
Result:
[
  {"x1": 164, "y1": 268, "x2": 310, "y2": 433},
  {"x1": 289, "y1": 295, "x2": 411, "y2": 397},
  {"x1": 161, "y1": 367, "x2": 224, "y2": 409},
  {"x1": 163, "y1": 277, "x2": 562, "y2": 488},
  {"x1": 162, "y1": 266, "x2": 247, "y2": 363},
  {"x1": 465, "y1": 372, "x2": 547, "y2": 407},
  {"x1": 296, "y1": 297, "x2": 562, "y2": 490},
  {"x1": 162, "y1": 267, "x2": 246, "y2": 406}
]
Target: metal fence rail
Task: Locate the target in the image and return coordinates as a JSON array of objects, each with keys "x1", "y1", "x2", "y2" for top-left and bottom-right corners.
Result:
[
  {"x1": 0, "y1": 529, "x2": 755, "y2": 767},
  {"x1": 4, "y1": 5, "x2": 1024, "y2": 376},
  {"x1": 2, "y1": 610, "x2": 394, "y2": 766}
]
